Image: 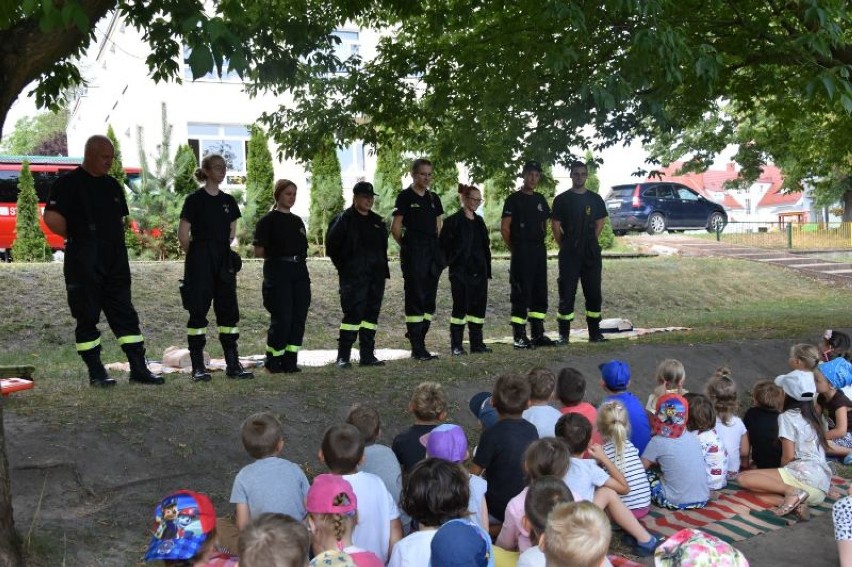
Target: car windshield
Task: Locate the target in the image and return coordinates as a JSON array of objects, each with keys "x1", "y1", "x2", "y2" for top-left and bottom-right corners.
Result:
[{"x1": 608, "y1": 186, "x2": 636, "y2": 200}]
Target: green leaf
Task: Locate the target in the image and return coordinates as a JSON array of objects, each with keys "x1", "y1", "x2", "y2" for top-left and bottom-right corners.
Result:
[{"x1": 187, "y1": 46, "x2": 214, "y2": 79}]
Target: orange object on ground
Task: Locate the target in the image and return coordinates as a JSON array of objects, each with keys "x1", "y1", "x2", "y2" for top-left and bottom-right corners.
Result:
[{"x1": 0, "y1": 377, "x2": 34, "y2": 396}]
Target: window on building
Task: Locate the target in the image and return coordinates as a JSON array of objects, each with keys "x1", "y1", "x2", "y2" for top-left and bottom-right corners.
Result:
[
  {"x1": 331, "y1": 30, "x2": 360, "y2": 73},
  {"x1": 187, "y1": 123, "x2": 250, "y2": 185},
  {"x1": 337, "y1": 142, "x2": 365, "y2": 175},
  {"x1": 182, "y1": 46, "x2": 242, "y2": 82}
]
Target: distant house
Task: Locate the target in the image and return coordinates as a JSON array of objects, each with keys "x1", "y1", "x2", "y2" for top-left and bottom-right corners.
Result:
[{"x1": 648, "y1": 162, "x2": 812, "y2": 224}]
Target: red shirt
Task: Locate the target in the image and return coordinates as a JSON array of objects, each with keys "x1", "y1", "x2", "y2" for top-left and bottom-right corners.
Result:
[{"x1": 560, "y1": 402, "x2": 603, "y2": 446}]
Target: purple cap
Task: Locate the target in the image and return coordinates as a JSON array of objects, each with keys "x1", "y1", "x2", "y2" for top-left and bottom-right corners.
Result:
[{"x1": 420, "y1": 424, "x2": 468, "y2": 463}]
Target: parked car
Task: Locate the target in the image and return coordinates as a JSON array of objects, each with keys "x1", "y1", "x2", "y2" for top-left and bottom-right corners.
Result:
[{"x1": 605, "y1": 182, "x2": 727, "y2": 235}]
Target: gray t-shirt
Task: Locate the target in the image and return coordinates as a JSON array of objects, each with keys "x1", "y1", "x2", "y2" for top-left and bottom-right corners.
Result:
[
  {"x1": 229, "y1": 456, "x2": 309, "y2": 520},
  {"x1": 642, "y1": 434, "x2": 710, "y2": 506},
  {"x1": 360, "y1": 444, "x2": 403, "y2": 505}
]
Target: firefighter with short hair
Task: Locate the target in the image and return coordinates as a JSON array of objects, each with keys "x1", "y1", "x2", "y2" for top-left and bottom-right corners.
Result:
[{"x1": 44, "y1": 134, "x2": 163, "y2": 387}]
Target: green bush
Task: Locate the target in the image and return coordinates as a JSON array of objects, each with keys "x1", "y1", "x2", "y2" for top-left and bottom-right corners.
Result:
[
  {"x1": 11, "y1": 161, "x2": 51, "y2": 262},
  {"x1": 373, "y1": 143, "x2": 405, "y2": 220},
  {"x1": 307, "y1": 139, "x2": 344, "y2": 252}
]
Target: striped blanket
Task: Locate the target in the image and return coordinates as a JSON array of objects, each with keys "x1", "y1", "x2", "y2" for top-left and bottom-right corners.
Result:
[{"x1": 640, "y1": 476, "x2": 849, "y2": 544}]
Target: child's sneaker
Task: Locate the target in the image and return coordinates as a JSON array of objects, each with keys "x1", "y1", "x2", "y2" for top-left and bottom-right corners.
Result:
[
  {"x1": 624, "y1": 533, "x2": 662, "y2": 557},
  {"x1": 843, "y1": 453, "x2": 852, "y2": 466}
]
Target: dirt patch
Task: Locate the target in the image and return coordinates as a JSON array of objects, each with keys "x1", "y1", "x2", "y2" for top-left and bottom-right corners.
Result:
[{"x1": 5, "y1": 336, "x2": 842, "y2": 565}]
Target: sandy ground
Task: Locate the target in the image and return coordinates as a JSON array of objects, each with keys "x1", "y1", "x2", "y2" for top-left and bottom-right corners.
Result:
[{"x1": 5, "y1": 336, "x2": 841, "y2": 566}]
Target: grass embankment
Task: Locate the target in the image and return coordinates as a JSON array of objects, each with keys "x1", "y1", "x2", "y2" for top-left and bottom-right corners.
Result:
[{"x1": 0, "y1": 255, "x2": 849, "y2": 426}]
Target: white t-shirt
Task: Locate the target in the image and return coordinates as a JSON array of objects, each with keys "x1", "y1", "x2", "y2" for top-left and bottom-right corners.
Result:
[
  {"x1": 345, "y1": 471, "x2": 401, "y2": 563},
  {"x1": 715, "y1": 416, "x2": 747, "y2": 474},
  {"x1": 517, "y1": 545, "x2": 613, "y2": 567},
  {"x1": 778, "y1": 409, "x2": 832, "y2": 493},
  {"x1": 563, "y1": 458, "x2": 610, "y2": 502},
  {"x1": 522, "y1": 404, "x2": 562, "y2": 438},
  {"x1": 468, "y1": 473, "x2": 488, "y2": 527},
  {"x1": 387, "y1": 529, "x2": 436, "y2": 567}
]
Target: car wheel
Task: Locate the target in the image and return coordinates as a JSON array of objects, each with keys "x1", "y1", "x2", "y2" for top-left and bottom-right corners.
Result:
[
  {"x1": 706, "y1": 212, "x2": 726, "y2": 233},
  {"x1": 646, "y1": 213, "x2": 666, "y2": 235}
]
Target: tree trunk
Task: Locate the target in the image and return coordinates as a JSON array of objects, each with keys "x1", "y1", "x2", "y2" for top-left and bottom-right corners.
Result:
[
  {"x1": 0, "y1": 402, "x2": 22, "y2": 567},
  {"x1": 843, "y1": 189, "x2": 852, "y2": 222}
]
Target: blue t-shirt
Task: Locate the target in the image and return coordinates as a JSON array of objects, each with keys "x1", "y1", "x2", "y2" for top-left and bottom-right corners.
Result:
[
  {"x1": 603, "y1": 391, "x2": 652, "y2": 455},
  {"x1": 230, "y1": 456, "x2": 309, "y2": 520}
]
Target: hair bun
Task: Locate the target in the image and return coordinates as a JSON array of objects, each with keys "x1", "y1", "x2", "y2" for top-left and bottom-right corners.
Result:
[{"x1": 457, "y1": 183, "x2": 467, "y2": 195}]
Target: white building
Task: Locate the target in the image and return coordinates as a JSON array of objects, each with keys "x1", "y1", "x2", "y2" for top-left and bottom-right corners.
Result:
[{"x1": 67, "y1": 13, "x2": 381, "y2": 218}]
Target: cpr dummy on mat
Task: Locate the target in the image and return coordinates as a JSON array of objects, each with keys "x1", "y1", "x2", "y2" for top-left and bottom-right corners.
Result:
[{"x1": 161, "y1": 346, "x2": 210, "y2": 370}]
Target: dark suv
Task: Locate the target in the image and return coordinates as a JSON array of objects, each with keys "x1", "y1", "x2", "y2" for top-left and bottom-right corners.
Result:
[{"x1": 606, "y1": 182, "x2": 727, "y2": 235}]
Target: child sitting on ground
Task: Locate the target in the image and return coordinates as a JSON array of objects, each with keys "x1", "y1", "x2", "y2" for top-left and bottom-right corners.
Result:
[
  {"x1": 306, "y1": 474, "x2": 383, "y2": 567},
  {"x1": 516, "y1": 476, "x2": 575, "y2": 567},
  {"x1": 496, "y1": 438, "x2": 572, "y2": 552},
  {"x1": 320, "y1": 423, "x2": 402, "y2": 563},
  {"x1": 522, "y1": 367, "x2": 562, "y2": 438},
  {"x1": 239, "y1": 513, "x2": 311, "y2": 567},
  {"x1": 144, "y1": 490, "x2": 238, "y2": 566},
  {"x1": 743, "y1": 379, "x2": 784, "y2": 469},
  {"x1": 347, "y1": 404, "x2": 403, "y2": 506},
  {"x1": 556, "y1": 413, "x2": 660, "y2": 556},
  {"x1": 599, "y1": 359, "x2": 652, "y2": 454},
  {"x1": 230, "y1": 412, "x2": 309, "y2": 531},
  {"x1": 646, "y1": 359, "x2": 688, "y2": 413},
  {"x1": 556, "y1": 367, "x2": 602, "y2": 445},
  {"x1": 641, "y1": 394, "x2": 710, "y2": 510},
  {"x1": 422, "y1": 423, "x2": 489, "y2": 530},
  {"x1": 684, "y1": 393, "x2": 727, "y2": 490},
  {"x1": 430, "y1": 517, "x2": 495, "y2": 567},
  {"x1": 390, "y1": 458, "x2": 472, "y2": 567},
  {"x1": 739, "y1": 368, "x2": 832, "y2": 519},
  {"x1": 542, "y1": 502, "x2": 611, "y2": 567},
  {"x1": 706, "y1": 367, "x2": 748, "y2": 478},
  {"x1": 597, "y1": 400, "x2": 652, "y2": 517},
  {"x1": 470, "y1": 373, "x2": 539, "y2": 530},
  {"x1": 392, "y1": 381, "x2": 447, "y2": 473},
  {"x1": 817, "y1": 356, "x2": 852, "y2": 464}
]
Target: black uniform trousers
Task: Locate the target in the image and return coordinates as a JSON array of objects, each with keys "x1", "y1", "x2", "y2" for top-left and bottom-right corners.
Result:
[
  {"x1": 339, "y1": 271, "x2": 385, "y2": 332},
  {"x1": 262, "y1": 258, "x2": 311, "y2": 355},
  {"x1": 183, "y1": 242, "x2": 240, "y2": 346},
  {"x1": 449, "y1": 272, "x2": 487, "y2": 325},
  {"x1": 509, "y1": 242, "x2": 548, "y2": 324},
  {"x1": 64, "y1": 238, "x2": 143, "y2": 351},
  {"x1": 401, "y1": 241, "x2": 441, "y2": 324},
  {"x1": 557, "y1": 246, "x2": 603, "y2": 321}
]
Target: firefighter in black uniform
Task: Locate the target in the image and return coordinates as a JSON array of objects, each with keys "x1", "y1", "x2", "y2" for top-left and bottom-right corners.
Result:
[
  {"x1": 326, "y1": 182, "x2": 390, "y2": 368},
  {"x1": 178, "y1": 154, "x2": 253, "y2": 381},
  {"x1": 391, "y1": 158, "x2": 444, "y2": 360},
  {"x1": 439, "y1": 183, "x2": 492, "y2": 355},
  {"x1": 253, "y1": 179, "x2": 311, "y2": 373},
  {"x1": 43, "y1": 134, "x2": 163, "y2": 387},
  {"x1": 551, "y1": 161, "x2": 609, "y2": 343},
  {"x1": 501, "y1": 160, "x2": 556, "y2": 349}
]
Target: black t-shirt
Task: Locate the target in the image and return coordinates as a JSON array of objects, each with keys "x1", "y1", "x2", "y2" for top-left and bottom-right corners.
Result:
[
  {"x1": 392, "y1": 423, "x2": 439, "y2": 473},
  {"x1": 253, "y1": 210, "x2": 308, "y2": 258},
  {"x1": 551, "y1": 189, "x2": 608, "y2": 252},
  {"x1": 501, "y1": 190, "x2": 550, "y2": 245},
  {"x1": 45, "y1": 167, "x2": 128, "y2": 243},
  {"x1": 353, "y1": 210, "x2": 387, "y2": 252},
  {"x1": 180, "y1": 188, "x2": 241, "y2": 244},
  {"x1": 392, "y1": 187, "x2": 443, "y2": 244},
  {"x1": 818, "y1": 390, "x2": 852, "y2": 429},
  {"x1": 743, "y1": 406, "x2": 782, "y2": 469},
  {"x1": 472, "y1": 418, "x2": 539, "y2": 522}
]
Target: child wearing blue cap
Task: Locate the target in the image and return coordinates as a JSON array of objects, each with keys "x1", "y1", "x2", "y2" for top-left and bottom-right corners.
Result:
[{"x1": 599, "y1": 360, "x2": 651, "y2": 454}]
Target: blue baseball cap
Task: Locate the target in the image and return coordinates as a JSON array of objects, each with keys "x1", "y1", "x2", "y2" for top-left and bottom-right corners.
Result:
[
  {"x1": 599, "y1": 359, "x2": 630, "y2": 391},
  {"x1": 430, "y1": 521, "x2": 493, "y2": 567},
  {"x1": 469, "y1": 392, "x2": 498, "y2": 429}
]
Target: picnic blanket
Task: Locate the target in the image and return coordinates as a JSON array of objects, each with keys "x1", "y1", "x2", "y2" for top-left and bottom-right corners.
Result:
[
  {"x1": 640, "y1": 476, "x2": 850, "y2": 544},
  {"x1": 488, "y1": 323, "x2": 690, "y2": 345}
]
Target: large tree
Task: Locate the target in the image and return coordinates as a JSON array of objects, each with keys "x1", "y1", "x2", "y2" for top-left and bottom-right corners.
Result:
[{"x1": 0, "y1": 108, "x2": 67, "y2": 155}]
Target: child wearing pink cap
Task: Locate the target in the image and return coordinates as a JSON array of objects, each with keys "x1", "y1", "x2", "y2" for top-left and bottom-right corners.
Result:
[{"x1": 306, "y1": 474, "x2": 383, "y2": 567}]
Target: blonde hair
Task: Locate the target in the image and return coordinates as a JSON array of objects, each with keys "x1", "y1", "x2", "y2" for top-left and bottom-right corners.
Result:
[
  {"x1": 410, "y1": 381, "x2": 447, "y2": 421},
  {"x1": 543, "y1": 501, "x2": 610, "y2": 567},
  {"x1": 596, "y1": 401, "x2": 629, "y2": 468},
  {"x1": 194, "y1": 154, "x2": 225, "y2": 182},
  {"x1": 653, "y1": 359, "x2": 686, "y2": 398},
  {"x1": 790, "y1": 343, "x2": 821, "y2": 371},
  {"x1": 751, "y1": 379, "x2": 784, "y2": 411},
  {"x1": 705, "y1": 366, "x2": 738, "y2": 425},
  {"x1": 308, "y1": 493, "x2": 357, "y2": 548}
]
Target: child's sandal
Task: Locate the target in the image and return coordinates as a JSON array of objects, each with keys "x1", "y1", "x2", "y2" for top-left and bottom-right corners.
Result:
[{"x1": 771, "y1": 489, "x2": 809, "y2": 517}]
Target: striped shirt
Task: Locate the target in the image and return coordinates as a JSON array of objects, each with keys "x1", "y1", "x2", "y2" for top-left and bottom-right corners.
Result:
[{"x1": 603, "y1": 439, "x2": 651, "y2": 510}]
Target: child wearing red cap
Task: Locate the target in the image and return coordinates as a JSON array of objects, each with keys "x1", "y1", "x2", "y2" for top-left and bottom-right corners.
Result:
[{"x1": 306, "y1": 474, "x2": 383, "y2": 567}]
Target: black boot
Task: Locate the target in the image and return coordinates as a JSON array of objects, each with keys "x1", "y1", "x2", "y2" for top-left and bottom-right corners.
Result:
[
  {"x1": 587, "y1": 316, "x2": 607, "y2": 342},
  {"x1": 530, "y1": 318, "x2": 556, "y2": 347},
  {"x1": 187, "y1": 335, "x2": 211, "y2": 381},
  {"x1": 264, "y1": 352, "x2": 286, "y2": 374},
  {"x1": 358, "y1": 328, "x2": 385, "y2": 366},
  {"x1": 189, "y1": 347, "x2": 211, "y2": 382},
  {"x1": 123, "y1": 343, "x2": 165, "y2": 385},
  {"x1": 450, "y1": 323, "x2": 467, "y2": 356},
  {"x1": 283, "y1": 350, "x2": 302, "y2": 373},
  {"x1": 336, "y1": 329, "x2": 357, "y2": 369},
  {"x1": 468, "y1": 323, "x2": 492, "y2": 353},
  {"x1": 512, "y1": 322, "x2": 533, "y2": 349},
  {"x1": 409, "y1": 322, "x2": 438, "y2": 361},
  {"x1": 555, "y1": 319, "x2": 571, "y2": 345},
  {"x1": 223, "y1": 344, "x2": 254, "y2": 379},
  {"x1": 80, "y1": 346, "x2": 116, "y2": 387}
]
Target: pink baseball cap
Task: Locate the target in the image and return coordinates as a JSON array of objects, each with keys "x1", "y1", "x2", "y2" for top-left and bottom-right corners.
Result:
[{"x1": 306, "y1": 474, "x2": 357, "y2": 515}]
